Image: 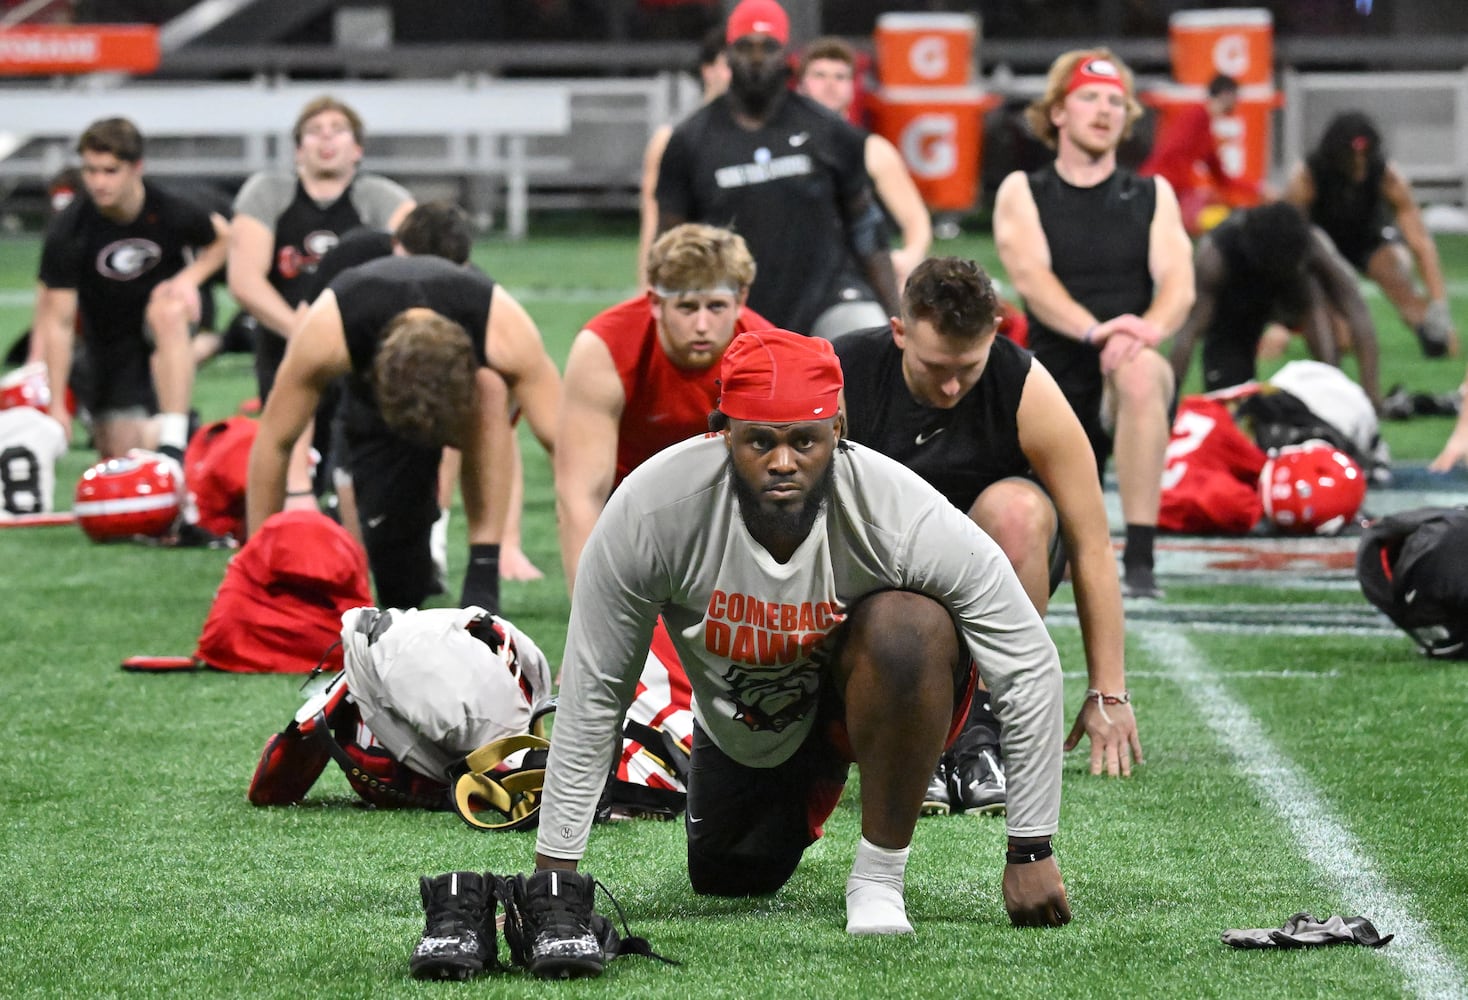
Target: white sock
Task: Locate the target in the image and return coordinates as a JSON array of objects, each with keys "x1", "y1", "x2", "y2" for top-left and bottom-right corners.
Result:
[
  {"x1": 430, "y1": 508, "x2": 449, "y2": 580},
  {"x1": 157, "y1": 412, "x2": 189, "y2": 453},
  {"x1": 845, "y1": 836, "x2": 913, "y2": 935}
]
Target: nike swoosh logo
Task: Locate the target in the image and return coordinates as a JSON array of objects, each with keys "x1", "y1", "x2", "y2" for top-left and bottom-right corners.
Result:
[
  {"x1": 789, "y1": 132, "x2": 810, "y2": 147},
  {"x1": 915, "y1": 427, "x2": 945, "y2": 446},
  {"x1": 687, "y1": 811, "x2": 704, "y2": 824},
  {"x1": 366, "y1": 514, "x2": 387, "y2": 529}
]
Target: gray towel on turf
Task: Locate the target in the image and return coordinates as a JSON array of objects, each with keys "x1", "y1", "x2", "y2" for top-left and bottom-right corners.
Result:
[{"x1": 1223, "y1": 912, "x2": 1393, "y2": 949}]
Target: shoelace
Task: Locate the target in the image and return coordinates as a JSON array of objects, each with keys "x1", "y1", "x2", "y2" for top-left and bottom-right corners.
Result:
[{"x1": 591, "y1": 879, "x2": 679, "y2": 967}]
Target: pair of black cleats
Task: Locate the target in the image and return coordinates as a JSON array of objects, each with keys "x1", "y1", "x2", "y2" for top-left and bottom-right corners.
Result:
[
  {"x1": 410, "y1": 869, "x2": 604, "y2": 982},
  {"x1": 924, "y1": 730, "x2": 1007, "y2": 817}
]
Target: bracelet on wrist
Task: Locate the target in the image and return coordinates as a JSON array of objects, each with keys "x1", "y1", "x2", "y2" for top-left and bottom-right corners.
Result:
[
  {"x1": 1084, "y1": 688, "x2": 1130, "y2": 724},
  {"x1": 285, "y1": 489, "x2": 313, "y2": 498},
  {"x1": 1081, "y1": 323, "x2": 1098, "y2": 345},
  {"x1": 1006, "y1": 841, "x2": 1054, "y2": 865}
]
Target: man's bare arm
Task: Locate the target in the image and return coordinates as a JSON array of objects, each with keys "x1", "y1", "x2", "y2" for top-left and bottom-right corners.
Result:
[
  {"x1": 554, "y1": 330, "x2": 626, "y2": 595},
  {"x1": 484, "y1": 285, "x2": 562, "y2": 454},
  {"x1": 245, "y1": 292, "x2": 350, "y2": 537},
  {"x1": 227, "y1": 213, "x2": 301, "y2": 338}
]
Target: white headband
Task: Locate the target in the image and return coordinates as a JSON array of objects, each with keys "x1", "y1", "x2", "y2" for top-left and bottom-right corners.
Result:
[{"x1": 652, "y1": 285, "x2": 740, "y2": 299}]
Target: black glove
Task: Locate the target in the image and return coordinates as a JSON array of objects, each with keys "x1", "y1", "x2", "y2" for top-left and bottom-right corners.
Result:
[{"x1": 461, "y1": 543, "x2": 500, "y2": 615}]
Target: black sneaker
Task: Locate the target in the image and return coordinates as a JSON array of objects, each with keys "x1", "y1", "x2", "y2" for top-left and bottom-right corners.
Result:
[
  {"x1": 949, "y1": 734, "x2": 1007, "y2": 816},
  {"x1": 922, "y1": 758, "x2": 952, "y2": 816},
  {"x1": 1380, "y1": 383, "x2": 1415, "y2": 421},
  {"x1": 1122, "y1": 564, "x2": 1164, "y2": 600},
  {"x1": 510, "y1": 870, "x2": 604, "y2": 980},
  {"x1": 410, "y1": 871, "x2": 494, "y2": 980}
]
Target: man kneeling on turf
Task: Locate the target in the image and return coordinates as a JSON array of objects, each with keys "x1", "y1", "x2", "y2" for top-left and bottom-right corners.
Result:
[{"x1": 412, "y1": 330, "x2": 1070, "y2": 980}]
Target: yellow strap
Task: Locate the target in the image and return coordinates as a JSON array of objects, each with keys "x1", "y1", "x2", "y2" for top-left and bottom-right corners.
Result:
[{"x1": 452, "y1": 734, "x2": 551, "y2": 831}]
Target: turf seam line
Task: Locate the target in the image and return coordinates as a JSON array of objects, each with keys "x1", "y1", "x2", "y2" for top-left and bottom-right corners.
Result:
[{"x1": 1142, "y1": 627, "x2": 1467, "y2": 1000}]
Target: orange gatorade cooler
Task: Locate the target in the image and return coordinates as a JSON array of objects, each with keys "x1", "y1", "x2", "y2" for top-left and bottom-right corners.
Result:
[
  {"x1": 870, "y1": 86, "x2": 1000, "y2": 212},
  {"x1": 1168, "y1": 8, "x2": 1274, "y2": 87},
  {"x1": 873, "y1": 12, "x2": 977, "y2": 88},
  {"x1": 1163, "y1": 9, "x2": 1279, "y2": 214}
]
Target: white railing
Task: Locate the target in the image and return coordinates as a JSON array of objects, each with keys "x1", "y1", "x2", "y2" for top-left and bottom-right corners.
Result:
[
  {"x1": 1280, "y1": 69, "x2": 1468, "y2": 204},
  {"x1": 0, "y1": 73, "x2": 690, "y2": 236}
]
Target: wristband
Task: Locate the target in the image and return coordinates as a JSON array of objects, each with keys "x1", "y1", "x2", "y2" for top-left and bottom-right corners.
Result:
[
  {"x1": 1084, "y1": 688, "x2": 1130, "y2": 724},
  {"x1": 285, "y1": 489, "x2": 314, "y2": 498},
  {"x1": 1081, "y1": 324, "x2": 1098, "y2": 346},
  {"x1": 1006, "y1": 841, "x2": 1054, "y2": 865}
]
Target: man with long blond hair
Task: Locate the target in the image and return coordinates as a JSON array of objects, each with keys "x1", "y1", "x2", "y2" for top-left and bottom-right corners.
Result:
[{"x1": 994, "y1": 48, "x2": 1194, "y2": 599}]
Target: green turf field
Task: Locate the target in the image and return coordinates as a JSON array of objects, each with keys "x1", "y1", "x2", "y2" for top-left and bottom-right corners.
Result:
[{"x1": 1, "y1": 223, "x2": 1466, "y2": 999}]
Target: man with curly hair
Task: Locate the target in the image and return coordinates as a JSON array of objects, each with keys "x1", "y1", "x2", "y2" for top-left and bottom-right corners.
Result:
[{"x1": 245, "y1": 205, "x2": 561, "y2": 614}]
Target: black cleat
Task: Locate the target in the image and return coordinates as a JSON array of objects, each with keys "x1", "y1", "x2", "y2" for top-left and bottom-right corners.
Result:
[
  {"x1": 409, "y1": 871, "x2": 493, "y2": 980},
  {"x1": 922, "y1": 758, "x2": 952, "y2": 816},
  {"x1": 949, "y1": 730, "x2": 1007, "y2": 816},
  {"x1": 509, "y1": 870, "x2": 604, "y2": 980}
]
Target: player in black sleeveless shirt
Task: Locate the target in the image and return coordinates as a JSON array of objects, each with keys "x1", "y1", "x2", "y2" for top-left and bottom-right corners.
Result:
[
  {"x1": 1170, "y1": 202, "x2": 1380, "y2": 405},
  {"x1": 838, "y1": 257, "x2": 1139, "y2": 808},
  {"x1": 229, "y1": 96, "x2": 415, "y2": 401},
  {"x1": 1285, "y1": 111, "x2": 1458, "y2": 358},
  {"x1": 245, "y1": 252, "x2": 561, "y2": 614},
  {"x1": 994, "y1": 49, "x2": 1194, "y2": 599}
]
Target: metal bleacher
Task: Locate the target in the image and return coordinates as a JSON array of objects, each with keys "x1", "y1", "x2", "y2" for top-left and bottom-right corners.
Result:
[
  {"x1": 0, "y1": 72, "x2": 698, "y2": 237},
  {"x1": 5, "y1": 6, "x2": 1468, "y2": 233}
]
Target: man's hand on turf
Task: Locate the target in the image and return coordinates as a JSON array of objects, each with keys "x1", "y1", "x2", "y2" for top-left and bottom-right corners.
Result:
[
  {"x1": 1003, "y1": 857, "x2": 1071, "y2": 927},
  {"x1": 1064, "y1": 698, "x2": 1143, "y2": 777}
]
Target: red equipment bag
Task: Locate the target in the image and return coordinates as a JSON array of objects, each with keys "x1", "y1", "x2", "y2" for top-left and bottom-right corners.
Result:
[{"x1": 195, "y1": 509, "x2": 371, "y2": 673}]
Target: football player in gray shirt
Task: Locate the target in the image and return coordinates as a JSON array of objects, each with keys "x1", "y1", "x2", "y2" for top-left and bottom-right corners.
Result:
[{"x1": 488, "y1": 330, "x2": 1068, "y2": 978}]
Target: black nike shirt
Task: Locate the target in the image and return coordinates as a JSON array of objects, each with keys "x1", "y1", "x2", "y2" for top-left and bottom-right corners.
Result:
[
  {"x1": 836, "y1": 326, "x2": 1035, "y2": 512},
  {"x1": 656, "y1": 92, "x2": 872, "y2": 334}
]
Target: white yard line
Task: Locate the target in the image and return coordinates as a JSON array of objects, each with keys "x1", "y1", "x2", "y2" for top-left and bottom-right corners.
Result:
[
  {"x1": 8, "y1": 276, "x2": 1468, "y2": 308},
  {"x1": 1062, "y1": 668, "x2": 1342, "y2": 680},
  {"x1": 1141, "y1": 627, "x2": 1467, "y2": 1000}
]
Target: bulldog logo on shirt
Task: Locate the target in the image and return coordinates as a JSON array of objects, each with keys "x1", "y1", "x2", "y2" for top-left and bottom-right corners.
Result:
[
  {"x1": 95, "y1": 239, "x2": 163, "y2": 280},
  {"x1": 722, "y1": 662, "x2": 817, "y2": 733},
  {"x1": 275, "y1": 230, "x2": 340, "y2": 280}
]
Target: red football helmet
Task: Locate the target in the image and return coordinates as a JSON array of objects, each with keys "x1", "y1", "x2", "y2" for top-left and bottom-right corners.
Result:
[
  {"x1": 0, "y1": 362, "x2": 51, "y2": 413},
  {"x1": 74, "y1": 450, "x2": 184, "y2": 542},
  {"x1": 1258, "y1": 440, "x2": 1367, "y2": 535}
]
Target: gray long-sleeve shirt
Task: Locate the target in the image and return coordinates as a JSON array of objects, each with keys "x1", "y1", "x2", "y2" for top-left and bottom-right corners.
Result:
[{"x1": 536, "y1": 435, "x2": 1064, "y2": 860}]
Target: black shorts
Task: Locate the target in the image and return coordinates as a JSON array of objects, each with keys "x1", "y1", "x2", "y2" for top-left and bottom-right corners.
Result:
[
  {"x1": 254, "y1": 330, "x2": 287, "y2": 403},
  {"x1": 683, "y1": 720, "x2": 849, "y2": 897},
  {"x1": 1333, "y1": 224, "x2": 1398, "y2": 275},
  {"x1": 1034, "y1": 340, "x2": 1111, "y2": 474},
  {"x1": 345, "y1": 430, "x2": 442, "y2": 609},
  {"x1": 73, "y1": 326, "x2": 156, "y2": 416}
]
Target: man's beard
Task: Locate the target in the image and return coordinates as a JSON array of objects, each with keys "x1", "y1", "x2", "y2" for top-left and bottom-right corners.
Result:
[
  {"x1": 729, "y1": 60, "x2": 788, "y2": 118},
  {"x1": 727, "y1": 454, "x2": 836, "y2": 543}
]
